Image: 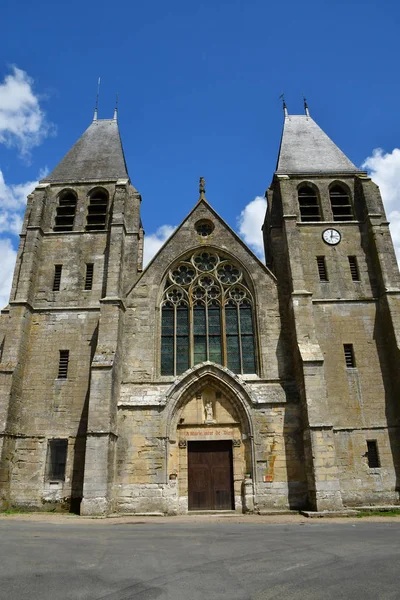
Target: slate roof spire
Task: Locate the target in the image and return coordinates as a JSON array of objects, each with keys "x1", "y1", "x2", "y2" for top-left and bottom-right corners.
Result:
[
  {"x1": 276, "y1": 110, "x2": 363, "y2": 175},
  {"x1": 41, "y1": 116, "x2": 129, "y2": 183}
]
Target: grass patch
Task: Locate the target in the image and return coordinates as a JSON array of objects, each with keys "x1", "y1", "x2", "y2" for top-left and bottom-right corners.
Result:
[
  {"x1": 0, "y1": 509, "x2": 28, "y2": 515},
  {"x1": 356, "y1": 509, "x2": 400, "y2": 517}
]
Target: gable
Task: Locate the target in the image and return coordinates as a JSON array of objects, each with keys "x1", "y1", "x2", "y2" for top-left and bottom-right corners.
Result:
[{"x1": 126, "y1": 199, "x2": 276, "y2": 302}]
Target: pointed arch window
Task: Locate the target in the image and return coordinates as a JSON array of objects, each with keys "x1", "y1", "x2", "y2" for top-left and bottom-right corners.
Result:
[
  {"x1": 161, "y1": 251, "x2": 257, "y2": 376},
  {"x1": 298, "y1": 185, "x2": 321, "y2": 222},
  {"x1": 54, "y1": 190, "x2": 77, "y2": 232},
  {"x1": 86, "y1": 189, "x2": 109, "y2": 231},
  {"x1": 329, "y1": 185, "x2": 354, "y2": 221}
]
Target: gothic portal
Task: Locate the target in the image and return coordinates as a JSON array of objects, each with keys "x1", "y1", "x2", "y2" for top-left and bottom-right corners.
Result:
[{"x1": 1, "y1": 107, "x2": 400, "y2": 515}]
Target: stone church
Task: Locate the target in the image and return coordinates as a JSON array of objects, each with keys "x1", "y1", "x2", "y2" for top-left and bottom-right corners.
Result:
[{"x1": 1, "y1": 104, "x2": 399, "y2": 515}]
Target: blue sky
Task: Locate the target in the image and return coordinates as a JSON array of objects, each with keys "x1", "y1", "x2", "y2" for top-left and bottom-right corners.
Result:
[{"x1": 1, "y1": 0, "x2": 400, "y2": 306}]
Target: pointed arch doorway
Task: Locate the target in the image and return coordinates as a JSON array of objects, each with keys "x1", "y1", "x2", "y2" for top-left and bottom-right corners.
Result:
[{"x1": 165, "y1": 366, "x2": 255, "y2": 513}]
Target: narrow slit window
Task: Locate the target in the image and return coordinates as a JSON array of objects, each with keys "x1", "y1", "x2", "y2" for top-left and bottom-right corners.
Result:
[
  {"x1": 316, "y1": 256, "x2": 328, "y2": 281},
  {"x1": 53, "y1": 265, "x2": 62, "y2": 291},
  {"x1": 367, "y1": 440, "x2": 380, "y2": 468},
  {"x1": 84, "y1": 263, "x2": 94, "y2": 290},
  {"x1": 298, "y1": 185, "x2": 321, "y2": 222},
  {"x1": 330, "y1": 185, "x2": 354, "y2": 221},
  {"x1": 46, "y1": 439, "x2": 68, "y2": 480},
  {"x1": 54, "y1": 191, "x2": 77, "y2": 232},
  {"x1": 348, "y1": 256, "x2": 360, "y2": 281},
  {"x1": 343, "y1": 344, "x2": 355, "y2": 368},
  {"x1": 86, "y1": 189, "x2": 108, "y2": 231},
  {"x1": 58, "y1": 350, "x2": 69, "y2": 379}
]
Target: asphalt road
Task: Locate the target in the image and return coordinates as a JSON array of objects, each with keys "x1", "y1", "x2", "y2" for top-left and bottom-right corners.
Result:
[{"x1": 1, "y1": 518, "x2": 400, "y2": 600}]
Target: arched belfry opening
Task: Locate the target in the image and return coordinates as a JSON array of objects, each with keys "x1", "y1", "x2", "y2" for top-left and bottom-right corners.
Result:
[{"x1": 164, "y1": 363, "x2": 256, "y2": 512}]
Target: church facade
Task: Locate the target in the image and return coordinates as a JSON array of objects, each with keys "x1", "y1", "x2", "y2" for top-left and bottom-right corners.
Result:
[{"x1": 1, "y1": 107, "x2": 400, "y2": 515}]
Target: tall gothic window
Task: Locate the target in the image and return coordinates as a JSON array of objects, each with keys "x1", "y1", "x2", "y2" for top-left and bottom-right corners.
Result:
[{"x1": 161, "y1": 251, "x2": 257, "y2": 376}]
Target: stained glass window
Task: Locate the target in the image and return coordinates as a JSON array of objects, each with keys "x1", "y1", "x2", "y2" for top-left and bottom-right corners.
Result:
[{"x1": 160, "y1": 251, "x2": 257, "y2": 375}]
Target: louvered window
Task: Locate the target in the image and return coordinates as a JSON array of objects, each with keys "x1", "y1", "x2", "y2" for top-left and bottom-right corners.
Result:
[
  {"x1": 86, "y1": 189, "x2": 108, "y2": 231},
  {"x1": 54, "y1": 191, "x2": 77, "y2": 232},
  {"x1": 348, "y1": 256, "x2": 360, "y2": 281},
  {"x1": 85, "y1": 263, "x2": 94, "y2": 290},
  {"x1": 367, "y1": 440, "x2": 380, "y2": 468},
  {"x1": 53, "y1": 265, "x2": 62, "y2": 291},
  {"x1": 343, "y1": 344, "x2": 355, "y2": 368},
  {"x1": 316, "y1": 256, "x2": 328, "y2": 281},
  {"x1": 46, "y1": 439, "x2": 67, "y2": 480},
  {"x1": 298, "y1": 186, "x2": 321, "y2": 222},
  {"x1": 330, "y1": 185, "x2": 354, "y2": 221},
  {"x1": 58, "y1": 350, "x2": 69, "y2": 379},
  {"x1": 161, "y1": 251, "x2": 257, "y2": 375}
]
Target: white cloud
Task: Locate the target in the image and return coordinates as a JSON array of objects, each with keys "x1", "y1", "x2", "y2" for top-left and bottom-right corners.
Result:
[
  {"x1": 143, "y1": 224, "x2": 176, "y2": 267},
  {"x1": 362, "y1": 148, "x2": 400, "y2": 263},
  {"x1": 0, "y1": 66, "x2": 54, "y2": 157},
  {"x1": 236, "y1": 196, "x2": 266, "y2": 260},
  {"x1": 0, "y1": 169, "x2": 40, "y2": 235},
  {"x1": 0, "y1": 238, "x2": 17, "y2": 309}
]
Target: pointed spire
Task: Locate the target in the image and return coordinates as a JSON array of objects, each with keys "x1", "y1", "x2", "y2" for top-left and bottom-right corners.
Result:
[
  {"x1": 113, "y1": 93, "x2": 118, "y2": 121},
  {"x1": 199, "y1": 176, "x2": 206, "y2": 200},
  {"x1": 280, "y1": 93, "x2": 288, "y2": 117},
  {"x1": 93, "y1": 77, "x2": 101, "y2": 121},
  {"x1": 276, "y1": 113, "x2": 362, "y2": 175},
  {"x1": 303, "y1": 94, "x2": 310, "y2": 117},
  {"x1": 41, "y1": 118, "x2": 129, "y2": 183}
]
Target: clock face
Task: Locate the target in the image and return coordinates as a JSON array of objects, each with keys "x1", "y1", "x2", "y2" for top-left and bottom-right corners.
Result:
[{"x1": 322, "y1": 228, "x2": 341, "y2": 245}]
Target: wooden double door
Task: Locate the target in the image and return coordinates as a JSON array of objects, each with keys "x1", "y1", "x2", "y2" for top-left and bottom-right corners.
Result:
[{"x1": 188, "y1": 440, "x2": 234, "y2": 510}]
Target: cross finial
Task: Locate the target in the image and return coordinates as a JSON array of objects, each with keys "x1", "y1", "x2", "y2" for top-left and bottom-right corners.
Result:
[
  {"x1": 199, "y1": 176, "x2": 206, "y2": 200},
  {"x1": 303, "y1": 94, "x2": 310, "y2": 117},
  {"x1": 279, "y1": 93, "x2": 288, "y2": 117}
]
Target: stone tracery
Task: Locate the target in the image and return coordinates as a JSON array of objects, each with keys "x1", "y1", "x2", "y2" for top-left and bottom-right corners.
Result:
[{"x1": 161, "y1": 251, "x2": 256, "y2": 376}]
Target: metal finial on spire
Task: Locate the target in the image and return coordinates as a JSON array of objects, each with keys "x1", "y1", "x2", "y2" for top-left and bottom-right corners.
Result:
[
  {"x1": 199, "y1": 177, "x2": 206, "y2": 200},
  {"x1": 113, "y1": 93, "x2": 118, "y2": 120},
  {"x1": 303, "y1": 94, "x2": 310, "y2": 117},
  {"x1": 93, "y1": 77, "x2": 101, "y2": 121},
  {"x1": 279, "y1": 93, "x2": 288, "y2": 117}
]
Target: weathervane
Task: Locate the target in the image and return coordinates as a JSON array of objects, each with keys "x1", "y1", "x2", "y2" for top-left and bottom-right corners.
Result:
[
  {"x1": 303, "y1": 93, "x2": 310, "y2": 117},
  {"x1": 114, "y1": 93, "x2": 118, "y2": 120},
  {"x1": 279, "y1": 93, "x2": 288, "y2": 116},
  {"x1": 93, "y1": 77, "x2": 101, "y2": 121}
]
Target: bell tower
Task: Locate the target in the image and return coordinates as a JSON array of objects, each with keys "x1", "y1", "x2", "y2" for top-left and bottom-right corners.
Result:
[
  {"x1": 264, "y1": 103, "x2": 400, "y2": 510},
  {"x1": 0, "y1": 111, "x2": 143, "y2": 511}
]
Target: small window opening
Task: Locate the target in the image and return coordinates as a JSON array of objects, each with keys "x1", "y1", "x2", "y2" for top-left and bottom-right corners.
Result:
[
  {"x1": 58, "y1": 350, "x2": 69, "y2": 379},
  {"x1": 53, "y1": 265, "x2": 62, "y2": 291},
  {"x1": 86, "y1": 189, "x2": 108, "y2": 231},
  {"x1": 343, "y1": 344, "x2": 356, "y2": 368},
  {"x1": 195, "y1": 219, "x2": 214, "y2": 237},
  {"x1": 54, "y1": 191, "x2": 77, "y2": 232},
  {"x1": 316, "y1": 256, "x2": 328, "y2": 281},
  {"x1": 46, "y1": 439, "x2": 68, "y2": 480},
  {"x1": 367, "y1": 440, "x2": 380, "y2": 468},
  {"x1": 84, "y1": 263, "x2": 94, "y2": 290},
  {"x1": 330, "y1": 185, "x2": 354, "y2": 221},
  {"x1": 298, "y1": 186, "x2": 321, "y2": 222},
  {"x1": 348, "y1": 256, "x2": 360, "y2": 281}
]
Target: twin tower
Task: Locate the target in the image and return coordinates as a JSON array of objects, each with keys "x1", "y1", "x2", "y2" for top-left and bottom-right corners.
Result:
[{"x1": 0, "y1": 108, "x2": 399, "y2": 515}]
